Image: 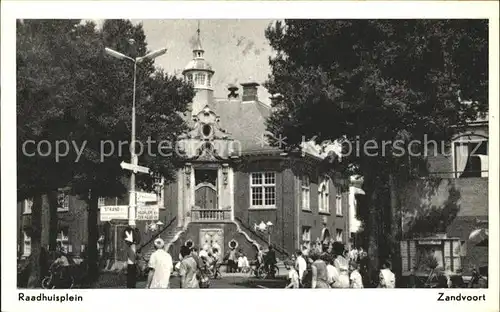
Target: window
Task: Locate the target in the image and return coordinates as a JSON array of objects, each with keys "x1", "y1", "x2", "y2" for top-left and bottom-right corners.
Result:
[
  {"x1": 187, "y1": 74, "x2": 193, "y2": 83},
  {"x1": 23, "y1": 231, "x2": 31, "y2": 257},
  {"x1": 250, "y1": 172, "x2": 276, "y2": 208},
  {"x1": 318, "y1": 177, "x2": 330, "y2": 213},
  {"x1": 194, "y1": 73, "x2": 205, "y2": 86},
  {"x1": 57, "y1": 228, "x2": 70, "y2": 253},
  {"x1": 98, "y1": 197, "x2": 105, "y2": 208},
  {"x1": 336, "y1": 229, "x2": 343, "y2": 242},
  {"x1": 302, "y1": 226, "x2": 311, "y2": 244},
  {"x1": 207, "y1": 74, "x2": 212, "y2": 87},
  {"x1": 23, "y1": 198, "x2": 33, "y2": 214},
  {"x1": 301, "y1": 175, "x2": 310, "y2": 210},
  {"x1": 336, "y1": 190, "x2": 343, "y2": 216},
  {"x1": 453, "y1": 139, "x2": 488, "y2": 178},
  {"x1": 57, "y1": 191, "x2": 70, "y2": 212}
]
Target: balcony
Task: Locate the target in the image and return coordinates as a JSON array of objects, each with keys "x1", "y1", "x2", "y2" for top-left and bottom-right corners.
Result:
[{"x1": 191, "y1": 209, "x2": 232, "y2": 222}]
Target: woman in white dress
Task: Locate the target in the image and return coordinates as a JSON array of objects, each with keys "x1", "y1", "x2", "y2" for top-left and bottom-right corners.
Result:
[{"x1": 332, "y1": 242, "x2": 350, "y2": 288}]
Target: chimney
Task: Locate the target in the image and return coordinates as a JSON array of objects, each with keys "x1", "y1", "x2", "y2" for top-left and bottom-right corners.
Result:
[
  {"x1": 240, "y1": 82, "x2": 259, "y2": 102},
  {"x1": 227, "y1": 84, "x2": 239, "y2": 99}
]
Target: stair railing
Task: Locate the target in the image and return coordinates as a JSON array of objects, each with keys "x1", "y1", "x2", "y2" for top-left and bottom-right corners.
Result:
[
  {"x1": 234, "y1": 217, "x2": 290, "y2": 258},
  {"x1": 137, "y1": 217, "x2": 177, "y2": 254}
]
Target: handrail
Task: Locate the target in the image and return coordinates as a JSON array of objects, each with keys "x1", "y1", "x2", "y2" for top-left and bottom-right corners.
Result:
[
  {"x1": 137, "y1": 217, "x2": 177, "y2": 254},
  {"x1": 234, "y1": 217, "x2": 290, "y2": 258}
]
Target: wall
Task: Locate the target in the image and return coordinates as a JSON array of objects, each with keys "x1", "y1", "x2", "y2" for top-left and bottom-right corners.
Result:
[
  {"x1": 402, "y1": 177, "x2": 488, "y2": 273},
  {"x1": 233, "y1": 158, "x2": 296, "y2": 254}
]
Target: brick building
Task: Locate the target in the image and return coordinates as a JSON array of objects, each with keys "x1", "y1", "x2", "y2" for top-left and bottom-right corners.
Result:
[
  {"x1": 401, "y1": 115, "x2": 488, "y2": 275},
  {"x1": 17, "y1": 28, "x2": 349, "y2": 263}
]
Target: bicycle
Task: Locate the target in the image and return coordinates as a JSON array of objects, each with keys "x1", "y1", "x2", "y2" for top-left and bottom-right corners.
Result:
[
  {"x1": 206, "y1": 261, "x2": 222, "y2": 279},
  {"x1": 253, "y1": 263, "x2": 279, "y2": 279},
  {"x1": 41, "y1": 265, "x2": 74, "y2": 289}
]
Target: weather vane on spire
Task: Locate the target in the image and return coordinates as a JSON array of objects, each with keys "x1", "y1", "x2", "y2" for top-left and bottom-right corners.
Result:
[{"x1": 197, "y1": 20, "x2": 201, "y2": 38}]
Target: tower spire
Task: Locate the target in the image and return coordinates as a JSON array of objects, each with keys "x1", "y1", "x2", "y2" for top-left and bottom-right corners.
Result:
[{"x1": 194, "y1": 20, "x2": 203, "y2": 54}]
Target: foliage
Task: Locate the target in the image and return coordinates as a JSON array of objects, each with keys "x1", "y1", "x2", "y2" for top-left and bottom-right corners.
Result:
[
  {"x1": 17, "y1": 19, "x2": 195, "y2": 286},
  {"x1": 264, "y1": 20, "x2": 488, "y2": 271}
]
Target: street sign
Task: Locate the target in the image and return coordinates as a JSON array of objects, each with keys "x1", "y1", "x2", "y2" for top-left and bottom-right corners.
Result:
[
  {"x1": 120, "y1": 161, "x2": 150, "y2": 174},
  {"x1": 100, "y1": 205, "x2": 128, "y2": 221},
  {"x1": 136, "y1": 191, "x2": 157, "y2": 202},
  {"x1": 136, "y1": 205, "x2": 159, "y2": 221},
  {"x1": 122, "y1": 226, "x2": 141, "y2": 244}
]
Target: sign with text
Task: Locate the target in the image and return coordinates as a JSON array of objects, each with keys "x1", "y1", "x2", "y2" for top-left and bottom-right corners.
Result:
[
  {"x1": 136, "y1": 205, "x2": 159, "y2": 221},
  {"x1": 136, "y1": 191, "x2": 157, "y2": 203},
  {"x1": 100, "y1": 205, "x2": 128, "y2": 221},
  {"x1": 120, "y1": 161, "x2": 150, "y2": 174}
]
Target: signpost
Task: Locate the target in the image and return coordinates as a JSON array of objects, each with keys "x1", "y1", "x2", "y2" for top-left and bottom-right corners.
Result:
[
  {"x1": 100, "y1": 205, "x2": 128, "y2": 222},
  {"x1": 136, "y1": 191, "x2": 157, "y2": 203},
  {"x1": 136, "y1": 205, "x2": 160, "y2": 221},
  {"x1": 120, "y1": 161, "x2": 150, "y2": 174}
]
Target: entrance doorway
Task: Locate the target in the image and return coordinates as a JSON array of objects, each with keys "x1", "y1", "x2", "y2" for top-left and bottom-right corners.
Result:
[{"x1": 194, "y1": 169, "x2": 218, "y2": 210}]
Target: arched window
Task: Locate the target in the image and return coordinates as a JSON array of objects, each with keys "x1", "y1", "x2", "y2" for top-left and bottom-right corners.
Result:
[{"x1": 318, "y1": 177, "x2": 330, "y2": 213}]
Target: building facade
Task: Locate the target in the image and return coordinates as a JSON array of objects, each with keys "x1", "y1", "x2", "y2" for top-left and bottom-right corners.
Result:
[
  {"x1": 401, "y1": 115, "x2": 488, "y2": 275},
  {"x1": 18, "y1": 29, "x2": 349, "y2": 263}
]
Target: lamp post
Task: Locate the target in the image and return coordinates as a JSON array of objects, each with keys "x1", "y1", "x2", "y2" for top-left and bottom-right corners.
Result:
[
  {"x1": 255, "y1": 221, "x2": 274, "y2": 245},
  {"x1": 104, "y1": 46, "x2": 167, "y2": 227}
]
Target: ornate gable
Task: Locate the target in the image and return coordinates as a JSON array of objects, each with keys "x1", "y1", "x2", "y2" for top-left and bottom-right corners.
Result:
[{"x1": 178, "y1": 105, "x2": 236, "y2": 161}]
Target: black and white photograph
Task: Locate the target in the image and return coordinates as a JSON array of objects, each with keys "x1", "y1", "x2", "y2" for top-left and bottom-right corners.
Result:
[{"x1": 1, "y1": 1, "x2": 499, "y2": 312}]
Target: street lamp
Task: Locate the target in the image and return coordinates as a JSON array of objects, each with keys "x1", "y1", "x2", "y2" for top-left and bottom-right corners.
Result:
[
  {"x1": 254, "y1": 221, "x2": 273, "y2": 245},
  {"x1": 104, "y1": 46, "x2": 167, "y2": 227}
]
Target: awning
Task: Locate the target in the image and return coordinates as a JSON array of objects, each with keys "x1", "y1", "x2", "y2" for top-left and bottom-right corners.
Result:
[{"x1": 469, "y1": 228, "x2": 488, "y2": 246}]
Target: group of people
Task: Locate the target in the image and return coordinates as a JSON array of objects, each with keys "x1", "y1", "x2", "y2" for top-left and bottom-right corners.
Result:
[
  {"x1": 285, "y1": 242, "x2": 395, "y2": 289},
  {"x1": 143, "y1": 238, "x2": 223, "y2": 289}
]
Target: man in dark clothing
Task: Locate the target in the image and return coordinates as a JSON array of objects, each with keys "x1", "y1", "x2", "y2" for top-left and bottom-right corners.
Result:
[{"x1": 265, "y1": 245, "x2": 277, "y2": 278}]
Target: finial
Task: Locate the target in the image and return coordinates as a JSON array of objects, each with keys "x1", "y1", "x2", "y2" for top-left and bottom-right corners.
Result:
[{"x1": 197, "y1": 20, "x2": 200, "y2": 38}]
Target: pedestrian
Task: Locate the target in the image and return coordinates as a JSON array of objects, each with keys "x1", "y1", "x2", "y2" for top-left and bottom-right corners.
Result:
[
  {"x1": 179, "y1": 245, "x2": 199, "y2": 288},
  {"x1": 124, "y1": 235, "x2": 137, "y2": 289},
  {"x1": 237, "y1": 252, "x2": 250, "y2": 273},
  {"x1": 295, "y1": 250, "x2": 307, "y2": 287},
  {"x1": 285, "y1": 261, "x2": 300, "y2": 289},
  {"x1": 332, "y1": 242, "x2": 350, "y2": 288},
  {"x1": 310, "y1": 250, "x2": 330, "y2": 288},
  {"x1": 265, "y1": 245, "x2": 277, "y2": 278},
  {"x1": 379, "y1": 261, "x2": 396, "y2": 288},
  {"x1": 358, "y1": 251, "x2": 371, "y2": 287},
  {"x1": 349, "y1": 262, "x2": 363, "y2": 289},
  {"x1": 227, "y1": 246, "x2": 238, "y2": 273},
  {"x1": 326, "y1": 254, "x2": 340, "y2": 288},
  {"x1": 146, "y1": 238, "x2": 173, "y2": 289}
]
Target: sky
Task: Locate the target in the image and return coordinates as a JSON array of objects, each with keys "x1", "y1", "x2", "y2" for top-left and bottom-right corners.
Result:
[{"x1": 130, "y1": 19, "x2": 276, "y2": 105}]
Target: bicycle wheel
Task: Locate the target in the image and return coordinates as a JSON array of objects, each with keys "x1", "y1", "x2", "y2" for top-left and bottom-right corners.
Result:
[
  {"x1": 257, "y1": 266, "x2": 266, "y2": 279},
  {"x1": 41, "y1": 276, "x2": 54, "y2": 289},
  {"x1": 273, "y1": 265, "x2": 279, "y2": 277}
]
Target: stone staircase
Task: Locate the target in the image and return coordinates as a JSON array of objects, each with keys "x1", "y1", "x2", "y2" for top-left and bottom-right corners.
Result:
[{"x1": 138, "y1": 226, "x2": 184, "y2": 262}]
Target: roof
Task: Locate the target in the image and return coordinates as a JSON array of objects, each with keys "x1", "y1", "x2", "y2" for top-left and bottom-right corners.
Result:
[
  {"x1": 211, "y1": 97, "x2": 279, "y2": 153},
  {"x1": 183, "y1": 59, "x2": 214, "y2": 73}
]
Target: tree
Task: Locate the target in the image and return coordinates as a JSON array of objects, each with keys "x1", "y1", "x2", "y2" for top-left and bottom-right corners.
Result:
[
  {"x1": 17, "y1": 19, "x2": 84, "y2": 287},
  {"x1": 17, "y1": 19, "x2": 194, "y2": 286},
  {"x1": 264, "y1": 20, "x2": 488, "y2": 285}
]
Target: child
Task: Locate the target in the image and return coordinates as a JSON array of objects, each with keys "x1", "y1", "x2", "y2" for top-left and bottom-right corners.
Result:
[
  {"x1": 285, "y1": 261, "x2": 300, "y2": 288},
  {"x1": 237, "y1": 252, "x2": 249, "y2": 273},
  {"x1": 349, "y1": 262, "x2": 363, "y2": 288}
]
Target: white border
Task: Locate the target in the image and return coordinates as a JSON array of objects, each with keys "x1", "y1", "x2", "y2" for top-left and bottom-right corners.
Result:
[{"x1": 2, "y1": 2, "x2": 499, "y2": 312}]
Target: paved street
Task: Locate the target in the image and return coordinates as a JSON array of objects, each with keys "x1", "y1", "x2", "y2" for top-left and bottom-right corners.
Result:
[{"x1": 96, "y1": 272, "x2": 288, "y2": 289}]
